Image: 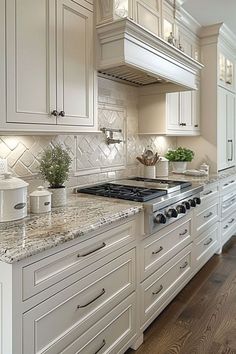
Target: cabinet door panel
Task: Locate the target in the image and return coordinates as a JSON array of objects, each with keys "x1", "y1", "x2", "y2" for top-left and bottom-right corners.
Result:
[
  {"x1": 134, "y1": 0, "x2": 161, "y2": 36},
  {"x1": 180, "y1": 91, "x2": 192, "y2": 128},
  {"x1": 218, "y1": 87, "x2": 227, "y2": 170},
  {"x1": 57, "y1": 0, "x2": 94, "y2": 126},
  {"x1": 226, "y1": 92, "x2": 235, "y2": 166},
  {"x1": 6, "y1": 0, "x2": 56, "y2": 124},
  {"x1": 166, "y1": 92, "x2": 180, "y2": 130}
]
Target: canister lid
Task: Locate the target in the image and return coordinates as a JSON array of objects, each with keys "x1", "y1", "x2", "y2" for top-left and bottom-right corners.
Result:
[
  {"x1": 30, "y1": 186, "x2": 52, "y2": 197},
  {"x1": 0, "y1": 173, "x2": 29, "y2": 190}
]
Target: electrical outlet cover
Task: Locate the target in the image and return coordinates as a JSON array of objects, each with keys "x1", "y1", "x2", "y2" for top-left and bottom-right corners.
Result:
[{"x1": 0, "y1": 159, "x2": 8, "y2": 174}]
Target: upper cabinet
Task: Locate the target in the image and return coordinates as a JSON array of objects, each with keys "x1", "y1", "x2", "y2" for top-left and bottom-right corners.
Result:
[
  {"x1": 138, "y1": 88, "x2": 200, "y2": 136},
  {"x1": 199, "y1": 24, "x2": 236, "y2": 171},
  {"x1": 133, "y1": 0, "x2": 162, "y2": 37},
  {"x1": 1, "y1": 0, "x2": 97, "y2": 133}
]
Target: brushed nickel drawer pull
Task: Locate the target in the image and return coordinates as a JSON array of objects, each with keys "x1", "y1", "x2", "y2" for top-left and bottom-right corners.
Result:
[
  {"x1": 204, "y1": 238, "x2": 213, "y2": 246},
  {"x1": 204, "y1": 212, "x2": 213, "y2": 219},
  {"x1": 203, "y1": 190, "x2": 213, "y2": 196},
  {"x1": 223, "y1": 225, "x2": 229, "y2": 230},
  {"x1": 152, "y1": 246, "x2": 163, "y2": 255},
  {"x1": 179, "y1": 229, "x2": 188, "y2": 236},
  {"x1": 229, "y1": 180, "x2": 235, "y2": 184},
  {"x1": 224, "y1": 183, "x2": 229, "y2": 187},
  {"x1": 180, "y1": 261, "x2": 188, "y2": 269},
  {"x1": 152, "y1": 285, "x2": 163, "y2": 295},
  {"x1": 77, "y1": 242, "x2": 106, "y2": 257},
  {"x1": 94, "y1": 339, "x2": 106, "y2": 354},
  {"x1": 229, "y1": 218, "x2": 235, "y2": 224},
  {"x1": 77, "y1": 288, "x2": 105, "y2": 309}
]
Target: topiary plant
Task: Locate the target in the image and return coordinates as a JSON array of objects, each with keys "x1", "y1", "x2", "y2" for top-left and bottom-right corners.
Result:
[
  {"x1": 39, "y1": 145, "x2": 72, "y2": 188},
  {"x1": 164, "y1": 147, "x2": 194, "y2": 162}
]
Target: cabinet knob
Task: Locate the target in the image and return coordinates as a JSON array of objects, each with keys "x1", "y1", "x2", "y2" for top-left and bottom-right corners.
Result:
[
  {"x1": 59, "y1": 111, "x2": 65, "y2": 117},
  {"x1": 179, "y1": 123, "x2": 186, "y2": 126},
  {"x1": 51, "y1": 110, "x2": 59, "y2": 117},
  {"x1": 194, "y1": 124, "x2": 199, "y2": 127}
]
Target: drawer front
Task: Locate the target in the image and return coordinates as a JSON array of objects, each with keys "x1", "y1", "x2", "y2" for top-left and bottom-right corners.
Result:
[
  {"x1": 221, "y1": 192, "x2": 236, "y2": 219},
  {"x1": 141, "y1": 216, "x2": 192, "y2": 280},
  {"x1": 61, "y1": 294, "x2": 136, "y2": 354},
  {"x1": 194, "y1": 224, "x2": 219, "y2": 270},
  {"x1": 221, "y1": 211, "x2": 236, "y2": 246},
  {"x1": 195, "y1": 201, "x2": 219, "y2": 236},
  {"x1": 141, "y1": 244, "x2": 192, "y2": 326},
  {"x1": 200, "y1": 183, "x2": 219, "y2": 203},
  {"x1": 220, "y1": 175, "x2": 236, "y2": 193},
  {"x1": 23, "y1": 249, "x2": 136, "y2": 354},
  {"x1": 22, "y1": 219, "x2": 136, "y2": 300}
]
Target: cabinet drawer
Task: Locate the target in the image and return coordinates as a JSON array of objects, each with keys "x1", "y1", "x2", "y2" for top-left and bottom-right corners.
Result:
[
  {"x1": 141, "y1": 216, "x2": 192, "y2": 280},
  {"x1": 61, "y1": 293, "x2": 136, "y2": 354},
  {"x1": 141, "y1": 244, "x2": 192, "y2": 327},
  {"x1": 221, "y1": 211, "x2": 236, "y2": 246},
  {"x1": 195, "y1": 201, "x2": 219, "y2": 236},
  {"x1": 221, "y1": 191, "x2": 236, "y2": 219},
  {"x1": 23, "y1": 249, "x2": 136, "y2": 354},
  {"x1": 220, "y1": 175, "x2": 236, "y2": 193},
  {"x1": 22, "y1": 220, "x2": 136, "y2": 300},
  {"x1": 200, "y1": 183, "x2": 219, "y2": 203},
  {"x1": 194, "y1": 224, "x2": 219, "y2": 271}
]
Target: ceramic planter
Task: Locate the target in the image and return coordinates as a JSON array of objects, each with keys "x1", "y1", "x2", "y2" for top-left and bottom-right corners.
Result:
[
  {"x1": 49, "y1": 187, "x2": 67, "y2": 207},
  {"x1": 172, "y1": 161, "x2": 187, "y2": 173}
]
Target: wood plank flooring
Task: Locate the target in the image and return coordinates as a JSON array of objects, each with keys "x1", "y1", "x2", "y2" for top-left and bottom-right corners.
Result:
[{"x1": 126, "y1": 238, "x2": 236, "y2": 354}]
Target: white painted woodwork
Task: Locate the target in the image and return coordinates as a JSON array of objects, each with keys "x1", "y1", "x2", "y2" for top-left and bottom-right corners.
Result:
[
  {"x1": 219, "y1": 175, "x2": 236, "y2": 193},
  {"x1": 97, "y1": 18, "x2": 203, "y2": 90},
  {"x1": 58, "y1": 294, "x2": 136, "y2": 354},
  {"x1": 0, "y1": 0, "x2": 6, "y2": 126},
  {"x1": 57, "y1": 0, "x2": 95, "y2": 127},
  {"x1": 220, "y1": 190, "x2": 236, "y2": 220},
  {"x1": 140, "y1": 216, "x2": 192, "y2": 280},
  {"x1": 221, "y1": 210, "x2": 236, "y2": 247},
  {"x1": 133, "y1": 0, "x2": 161, "y2": 37},
  {"x1": 218, "y1": 87, "x2": 236, "y2": 170},
  {"x1": 138, "y1": 90, "x2": 200, "y2": 135},
  {"x1": 22, "y1": 219, "x2": 136, "y2": 300},
  {"x1": 23, "y1": 249, "x2": 135, "y2": 354},
  {"x1": 193, "y1": 224, "x2": 219, "y2": 272},
  {"x1": 193, "y1": 199, "x2": 219, "y2": 237},
  {"x1": 140, "y1": 244, "x2": 192, "y2": 329},
  {"x1": 1, "y1": 0, "x2": 97, "y2": 133},
  {"x1": 200, "y1": 183, "x2": 219, "y2": 203},
  {"x1": 6, "y1": 0, "x2": 57, "y2": 125}
]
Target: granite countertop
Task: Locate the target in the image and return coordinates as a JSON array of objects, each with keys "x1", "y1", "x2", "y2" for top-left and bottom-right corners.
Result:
[
  {"x1": 167, "y1": 167, "x2": 236, "y2": 185},
  {"x1": 0, "y1": 195, "x2": 143, "y2": 264}
]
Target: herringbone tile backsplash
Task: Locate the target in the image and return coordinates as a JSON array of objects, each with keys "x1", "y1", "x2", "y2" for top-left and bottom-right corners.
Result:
[{"x1": 0, "y1": 78, "x2": 176, "y2": 190}]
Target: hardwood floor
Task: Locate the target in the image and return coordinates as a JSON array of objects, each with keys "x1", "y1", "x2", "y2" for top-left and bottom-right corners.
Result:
[{"x1": 127, "y1": 238, "x2": 236, "y2": 354}]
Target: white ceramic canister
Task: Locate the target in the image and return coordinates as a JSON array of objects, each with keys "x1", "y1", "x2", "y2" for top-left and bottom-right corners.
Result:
[
  {"x1": 0, "y1": 173, "x2": 28, "y2": 222},
  {"x1": 156, "y1": 157, "x2": 169, "y2": 177},
  {"x1": 144, "y1": 165, "x2": 156, "y2": 179},
  {"x1": 30, "y1": 186, "x2": 52, "y2": 214}
]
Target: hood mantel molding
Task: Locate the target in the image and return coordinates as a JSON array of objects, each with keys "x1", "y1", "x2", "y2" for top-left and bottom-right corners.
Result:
[{"x1": 97, "y1": 18, "x2": 203, "y2": 90}]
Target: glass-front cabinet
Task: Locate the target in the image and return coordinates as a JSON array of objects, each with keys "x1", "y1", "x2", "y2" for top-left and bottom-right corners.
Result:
[{"x1": 218, "y1": 50, "x2": 235, "y2": 91}]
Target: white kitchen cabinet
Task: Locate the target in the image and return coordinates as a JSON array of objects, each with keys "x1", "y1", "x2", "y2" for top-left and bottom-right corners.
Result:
[
  {"x1": 0, "y1": 216, "x2": 140, "y2": 354},
  {"x1": 2, "y1": 0, "x2": 97, "y2": 133},
  {"x1": 217, "y1": 87, "x2": 236, "y2": 170},
  {"x1": 133, "y1": 0, "x2": 162, "y2": 37},
  {"x1": 138, "y1": 89, "x2": 200, "y2": 135}
]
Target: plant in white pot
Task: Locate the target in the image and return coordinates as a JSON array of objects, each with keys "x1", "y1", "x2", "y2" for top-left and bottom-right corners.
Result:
[
  {"x1": 39, "y1": 145, "x2": 72, "y2": 207},
  {"x1": 164, "y1": 147, "x2": 194, "y2": 173}
]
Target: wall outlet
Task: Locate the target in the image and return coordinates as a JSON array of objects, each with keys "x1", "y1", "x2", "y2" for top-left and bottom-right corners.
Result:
[{"x1": 0, "y1": 159, "x2": 8, "y2": 174}]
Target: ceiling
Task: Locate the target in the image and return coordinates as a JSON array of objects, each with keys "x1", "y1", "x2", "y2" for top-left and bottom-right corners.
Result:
[{"x1": 182, "y1": 0, "x2": 236, "y2": 36}]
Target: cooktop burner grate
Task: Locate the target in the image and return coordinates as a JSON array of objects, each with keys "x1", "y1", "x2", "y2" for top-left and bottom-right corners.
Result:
[{"x1": 78, "y1": 183, "x2": 167, "y2": 202}]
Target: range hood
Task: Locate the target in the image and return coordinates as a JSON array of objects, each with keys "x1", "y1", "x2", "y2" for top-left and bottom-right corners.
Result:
[{"x1": 97, "y1": 18, "x2": 203, "y2": 90}]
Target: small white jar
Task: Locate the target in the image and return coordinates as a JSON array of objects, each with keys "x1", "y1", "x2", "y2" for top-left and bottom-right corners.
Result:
[{"x1": 30, "y1": 186, "x2": 52, "y2": 214}]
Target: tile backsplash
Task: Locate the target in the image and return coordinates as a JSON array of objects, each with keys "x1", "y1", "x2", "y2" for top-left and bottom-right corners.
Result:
[{"x1": 0, "y1": 78, "x2": 176, "y2": 191}]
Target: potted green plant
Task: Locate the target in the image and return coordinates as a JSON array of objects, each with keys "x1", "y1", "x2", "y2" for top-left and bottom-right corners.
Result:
[
  {"x1": 164, "y1": 147, "x2": 194, "y2": 172},
  {"x1": 39, "y1": 145, "x2": 72, "y2": 207}
]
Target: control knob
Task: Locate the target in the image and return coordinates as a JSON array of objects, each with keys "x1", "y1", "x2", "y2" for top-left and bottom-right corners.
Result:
[
  {"x1": 193, "y1": 197, "x2": 201, "y2": 205},
  {"x1": 188, "y1": 199, "x2": 196, "y2": 207},
  {"x1": 182, "y1": 201, "x2": 191, "y2": 210},
  {"x1": 166, "y1": 208, "x2": 178, "y2": 218},
  {"x1": 176, "y1": 204, "x2": 186, "y2": 214},
  {"x1": 154, "y1": 214, "x2": 167, "y2": 224}
]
